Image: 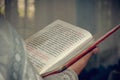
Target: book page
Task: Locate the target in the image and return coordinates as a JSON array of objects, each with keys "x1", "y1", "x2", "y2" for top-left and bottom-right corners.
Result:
[{"x1": 25, "y1": 20, "x2": 93, "y2": 74}]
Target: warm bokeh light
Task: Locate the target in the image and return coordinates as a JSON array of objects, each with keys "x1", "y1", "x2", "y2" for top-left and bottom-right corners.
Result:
[
  {"x1": 28, "y1": 0, "x2": 35, "y2": 19},
  {"x1": 0, "y1": 0, "x2": 4, "y2": 14},
  {"x1": 18, "y1": 0, "x2": 34, "y2": 19},
  {"x1": 18, "y1": 0, "x2": 25, "y2": 18}
]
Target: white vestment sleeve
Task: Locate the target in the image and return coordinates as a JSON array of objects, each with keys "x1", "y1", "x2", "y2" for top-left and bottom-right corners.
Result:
[{"x1": 43, "y1": 69, "x2": 78, "y2": 80}]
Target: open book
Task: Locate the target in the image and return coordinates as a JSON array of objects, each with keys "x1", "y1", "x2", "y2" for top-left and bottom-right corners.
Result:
[{"x1": 25, "y1": 20, "x2": 120, "y2": 76}]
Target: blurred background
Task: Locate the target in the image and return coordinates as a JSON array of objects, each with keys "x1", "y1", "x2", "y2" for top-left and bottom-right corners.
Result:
[{"x1": 0, "y1": 0, "x2": 120, "y2": 80}]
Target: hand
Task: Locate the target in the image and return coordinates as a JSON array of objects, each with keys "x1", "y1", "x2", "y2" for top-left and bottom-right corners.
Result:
[{"x1": 68, "y1": 47, "x2": 98, "y2": 75}]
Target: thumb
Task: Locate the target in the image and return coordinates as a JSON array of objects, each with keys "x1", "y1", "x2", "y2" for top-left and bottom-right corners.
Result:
[{"x1": 69, "y1": 47, "x2": 98, "y2": 75}]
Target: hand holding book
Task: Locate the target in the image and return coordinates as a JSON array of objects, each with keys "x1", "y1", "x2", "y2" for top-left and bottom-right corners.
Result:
[
  {"x1": 42, "y1": 23, "x2": 120, "y2": 77},
  {"x1": 25, "y1": 20, "x2": 120, "y2": 77}
]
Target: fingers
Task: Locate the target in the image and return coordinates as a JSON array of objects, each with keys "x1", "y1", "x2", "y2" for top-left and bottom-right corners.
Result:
[
  {"x1": 69, "y1": 47, "x2": 98, "y2": 75},
  {"x1": 92, "y1": 47, "x2": 99, "y2": 54}
]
